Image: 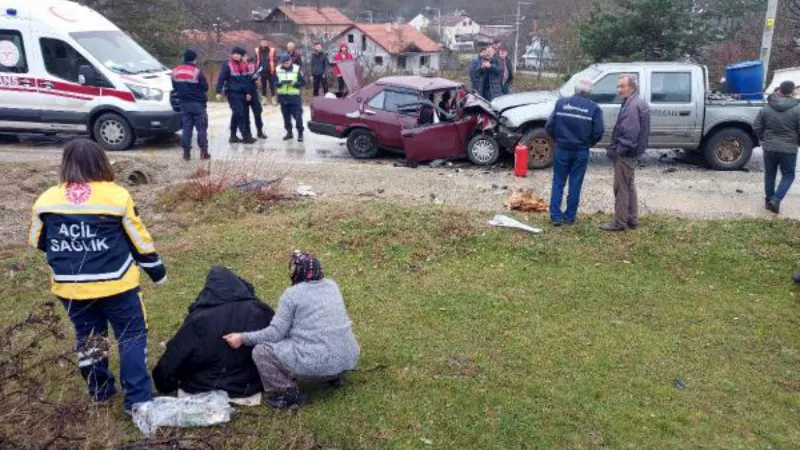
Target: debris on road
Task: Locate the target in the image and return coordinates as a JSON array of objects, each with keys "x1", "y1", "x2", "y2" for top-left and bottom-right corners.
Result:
[
  {"x1": 297, "y1": 185, "x2": 317, "y2": 197},
  {"x1": 504, "y1": 189, "x2": 548, "y2": 212},
  {"x1": 489, "y1": 215, "x2": 542, "y2": 234}
]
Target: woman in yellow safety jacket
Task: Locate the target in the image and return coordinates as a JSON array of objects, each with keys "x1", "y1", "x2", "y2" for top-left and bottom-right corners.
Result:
[{"x1": 29, "y1": 139, "x2": 167, "y2": 414}]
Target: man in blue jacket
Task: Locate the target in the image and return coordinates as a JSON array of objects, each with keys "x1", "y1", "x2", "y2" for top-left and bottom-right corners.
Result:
[
  {"x1": 275, "y1": 53, "x2": 306, "y2": 142},
  {"x1": 546, "y1": 78, "x2": 604, "y2": 226},
  {"x1": 215, "y1": 47, "x2": 257, "y2": 144},
  {"x1": 172, "y1": 49, "x2": 209, "y2": 161}
]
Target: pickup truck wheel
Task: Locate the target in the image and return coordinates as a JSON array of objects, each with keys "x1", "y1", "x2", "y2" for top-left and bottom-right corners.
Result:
[
  {"x1": 520, "y1": 127, "x2": 554, "y2": 169},
  {"x1": 467, "y1": 134, "x2": 500, "y2": 166},
  {"x1": 346, "y1": 129, "x2": 379, "y2": 159},
  {"x1": 702, "y1": 128, "x2": 754, "y2": 171},
  {"x1": 93, "y1": 113, "x2": 135, "y2": 151}
]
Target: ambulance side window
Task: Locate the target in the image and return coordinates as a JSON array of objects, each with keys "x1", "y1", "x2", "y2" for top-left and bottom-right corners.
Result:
[
  {"x1": 40, "y1": 38, "x2": 91, "y2": 83},
  {"x1": 0, "y1": 30, "x2": 28, "y2": 74}
]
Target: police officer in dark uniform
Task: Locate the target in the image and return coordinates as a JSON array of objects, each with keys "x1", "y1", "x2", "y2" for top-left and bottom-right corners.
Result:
[
  {"x1": 246, "y1": 55, "x2": 267, "y2": 139},
  {"x1": 172, "y1": 49, "x2": 209, "y2": 160},
  {"x1": 216, "y1": 47, "x2": 257, "y2": 144},
  {"x1": 275, "y1": 53, "x2": 306, "y2": 142}
]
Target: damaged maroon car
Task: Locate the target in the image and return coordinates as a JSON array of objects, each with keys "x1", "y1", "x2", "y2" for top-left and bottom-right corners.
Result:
[{"x1": 309, "y1": 61, "x2": 519, "y2": 165}]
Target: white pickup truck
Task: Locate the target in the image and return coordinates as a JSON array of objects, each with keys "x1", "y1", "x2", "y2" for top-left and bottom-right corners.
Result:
[{"x1": 493, "y1": 62, "x2": 765, "y2": 171}]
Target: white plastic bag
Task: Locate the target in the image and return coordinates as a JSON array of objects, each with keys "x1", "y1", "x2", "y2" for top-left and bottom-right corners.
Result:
[
  {"x1": 132, "y1": 390, "x2": 234, "y2": 436},
  {"x1": 488, "y1": 215, "x2": 542, "y2": 234}
]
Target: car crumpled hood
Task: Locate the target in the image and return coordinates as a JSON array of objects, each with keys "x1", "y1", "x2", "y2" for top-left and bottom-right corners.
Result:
[{"x1": 491, "y1": 91, "x2": 560, "y2": 112}]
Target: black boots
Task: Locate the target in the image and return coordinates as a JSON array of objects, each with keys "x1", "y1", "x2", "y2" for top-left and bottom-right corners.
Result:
[
  {"x1": 266, "y1": 388, "x2": 307, "y2": 410},
  {"x1": 182, "y1": 148, "x2": 191, "y2": 161},
  {"x1": 282, "y1": 133, "x2": 293, "y2": 141},
  {"x1": 257, "y1": 130, "x2": 267, "y2": 140},
  {"x1": 200, "y1": 149, "x2": 210, "y2": 160},
  {"x1": 297, "y1": 132, "x2": 304, "y2": 142},
  {"x1": 230, "y1": 136, "x2": 257, "y2": 144}
]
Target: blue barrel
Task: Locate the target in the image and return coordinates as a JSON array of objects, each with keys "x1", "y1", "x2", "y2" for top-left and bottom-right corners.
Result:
[{"x1": 725, "y1": 60, "x2": 764, "y2": 100}]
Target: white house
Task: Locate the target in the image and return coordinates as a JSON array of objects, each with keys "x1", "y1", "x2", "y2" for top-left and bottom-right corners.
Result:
[
  {"x1": 409, "y1": 13, "x2": 430, "y2": 31},
  {"x1": 329, "y1": 23, "x2": 442, "y2": 75},
  {"x1": 442, "y1": 16, "x2": 480, "y2": 49}
]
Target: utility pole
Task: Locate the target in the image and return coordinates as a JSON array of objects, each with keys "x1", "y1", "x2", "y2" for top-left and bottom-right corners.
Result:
[
  {"x1": 514, "y1": 2, "x2": 534, "y2": 73},
  {"x1": 760, "y1": 0, "x2": 779, "y2": 86}
]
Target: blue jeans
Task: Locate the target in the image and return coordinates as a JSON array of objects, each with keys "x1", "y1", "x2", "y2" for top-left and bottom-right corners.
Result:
[
  {"x1": 60, "y1": 288, "x2": 151, "y2": 411},
  {"x1": 550, "y1": 146, "x2": 590, "y2": 223},
  {"x1": 180, "y1": 102, "x2": 208, "y2": 151},
  {"x1": 764, "y1": 150, "x2": 797, "y2": 204}
]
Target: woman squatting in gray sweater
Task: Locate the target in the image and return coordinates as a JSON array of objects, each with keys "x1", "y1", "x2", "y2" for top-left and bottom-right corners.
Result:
[{"x1": 223, "y1": 251, "x2": 360, "y2": 409}]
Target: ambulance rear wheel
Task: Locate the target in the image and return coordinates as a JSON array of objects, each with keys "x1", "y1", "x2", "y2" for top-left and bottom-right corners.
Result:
[{"x1": 93, "y1": 113, "x2": 134, "y2": 151}]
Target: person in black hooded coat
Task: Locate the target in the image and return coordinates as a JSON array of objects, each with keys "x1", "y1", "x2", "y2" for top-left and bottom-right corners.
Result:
[{"x1": 152, "y1": 267, "x2": 274, "y2": 398}]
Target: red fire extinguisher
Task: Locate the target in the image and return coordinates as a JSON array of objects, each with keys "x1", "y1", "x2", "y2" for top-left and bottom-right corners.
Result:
[{"x1": 514, "y1": 143, "x2": 528, "y2": 178}]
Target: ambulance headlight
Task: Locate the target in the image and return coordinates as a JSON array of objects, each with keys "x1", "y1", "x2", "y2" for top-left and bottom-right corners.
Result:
[{"x1": 126, "y1": 84, "x2": 164, "y2": 101}]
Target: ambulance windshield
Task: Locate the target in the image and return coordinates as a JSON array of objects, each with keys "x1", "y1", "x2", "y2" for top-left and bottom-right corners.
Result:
[{"x1": 70, "y1": 31, "x2": 165, "y2": 75}]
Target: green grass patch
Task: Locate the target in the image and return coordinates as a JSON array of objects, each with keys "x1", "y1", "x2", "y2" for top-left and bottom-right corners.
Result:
[{"x1": 2, "y1": 202, "x2": 799, "y2": 448}]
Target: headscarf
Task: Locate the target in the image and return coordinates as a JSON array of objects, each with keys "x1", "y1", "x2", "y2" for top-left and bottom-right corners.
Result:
[{"x1": 289, "y1": 250, "x2": 324, "y2": 285}]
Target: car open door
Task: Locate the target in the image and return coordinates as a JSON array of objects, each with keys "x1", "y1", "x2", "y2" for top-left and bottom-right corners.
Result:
[{"x1": 402, "y1": 121, "x2": 466, "y2": 162}]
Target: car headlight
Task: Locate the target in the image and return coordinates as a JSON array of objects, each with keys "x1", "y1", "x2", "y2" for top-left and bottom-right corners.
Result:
[{"x1": 126, "y1": 84, "x2": 164, "y2": 101}]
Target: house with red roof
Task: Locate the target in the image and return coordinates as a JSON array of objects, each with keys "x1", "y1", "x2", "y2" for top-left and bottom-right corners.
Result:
[
  {"x1": 328, "y1": 23, "x2": 442, "y2": 75},
  {"x1": 255, "y1": 3, "x2": 353, "y2": 42}
]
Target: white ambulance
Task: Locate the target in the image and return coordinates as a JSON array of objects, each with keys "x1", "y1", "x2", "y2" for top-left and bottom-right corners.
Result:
[{"x1": 0, "y1": 0, "x2": 180, "y2": 150}]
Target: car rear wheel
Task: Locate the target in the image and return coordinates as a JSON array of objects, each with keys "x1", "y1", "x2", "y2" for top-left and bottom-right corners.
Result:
[
  {"x1": 702, "y1": 127, "x2": 754, "y2": 171},
  {"x1": 467, "y1": 134, "x2": 500, "y2": 166},
  {"x1": 93, "y1": 113, "x2": 135, "y2": 151},
  {"x1": 346, "y1": 129, "x2": 379, "y2": 159},
  {"x1": 520, "y1": 127, "x2": 554, "y2": 169}
]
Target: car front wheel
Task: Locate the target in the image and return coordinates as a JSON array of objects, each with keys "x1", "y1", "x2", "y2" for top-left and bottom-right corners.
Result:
[
  {"x1": 467, "y1": 134, "x2": 500, "y2": 166},
  {"x1": 346, "y1": 129, "x2": 379, "y2": 159},
  {"x1": 520, "y1": 127, "x2": 554, "y2": 169}
]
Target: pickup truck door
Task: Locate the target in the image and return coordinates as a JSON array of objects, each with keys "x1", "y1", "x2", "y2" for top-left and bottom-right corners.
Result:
[
  {"x1": 646, "y1": 68, "x2": 702, "y2": 148},
  {"x1": 588, "y1": 71, "x2": 641, "y2": 147}
]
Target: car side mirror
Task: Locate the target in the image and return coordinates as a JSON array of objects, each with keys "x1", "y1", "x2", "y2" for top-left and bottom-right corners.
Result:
[{"x1": 78, "y1": 65, "x2": 97, "y2": 86}]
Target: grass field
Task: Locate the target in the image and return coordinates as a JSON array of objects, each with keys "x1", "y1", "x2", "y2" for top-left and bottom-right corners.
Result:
[{"x1": 2, "y1": 199, "x2": 799, "y2": 449}]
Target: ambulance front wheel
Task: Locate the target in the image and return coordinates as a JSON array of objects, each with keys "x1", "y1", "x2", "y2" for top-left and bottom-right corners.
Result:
[{"x1": 93, "y1": 113, "x2": 134, "y2": 151}]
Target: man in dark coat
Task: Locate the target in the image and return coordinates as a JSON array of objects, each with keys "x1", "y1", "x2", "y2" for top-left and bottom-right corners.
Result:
[
  {"x1": 152, "y1": 267, "x2": 274, "y2": 400},
  {"x1": 215, "y1": 47, "x2": 257, "y2": 144},
  {"x1": 600, "y1": 74, "x2": 651, "y2": 232},
  {"x1": 468, "y1": 48, "x2": 487, "y2": 92},
  {"x1": 754, "y1": 81, "x2": 799, "y2": 215},
  {"x1": 310, "y1": 42, "x2": 329, "y2": 97},
  {"x1": 171, "y1": 49, "x2": 209, "y2": 161},
  {"x1": 478, "y1": 47, "x2": 502, "y2": 101}
]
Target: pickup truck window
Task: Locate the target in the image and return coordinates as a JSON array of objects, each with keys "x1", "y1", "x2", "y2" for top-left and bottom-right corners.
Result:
[
  {"x1": 589, "y1": 73, "x2": 625, "y2": 104},
  {"x1": 651, "y1": 72, "x2": 692, "y2": 103},
  {"x1": 0, "y1": 29, "x2": 27, "y2": 74}
]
